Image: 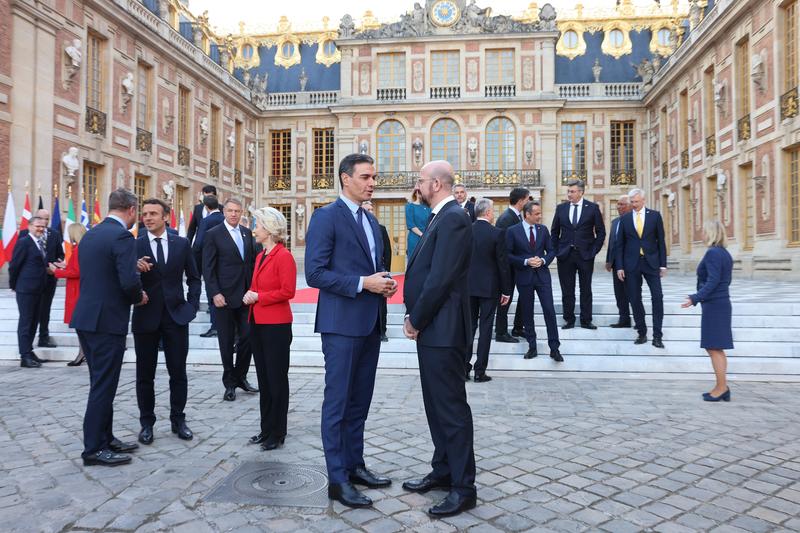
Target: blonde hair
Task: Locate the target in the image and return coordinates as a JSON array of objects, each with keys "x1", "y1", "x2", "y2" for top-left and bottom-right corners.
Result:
[
  {"x1": 702, "y1": 219, "x2": 727, "y2": 248},
  {"x1": 68, "y1": 223, "x2": 87, "y2": 245},
  {"x1": 253, "y1": 206, "x2": 288, "y2": 244}
]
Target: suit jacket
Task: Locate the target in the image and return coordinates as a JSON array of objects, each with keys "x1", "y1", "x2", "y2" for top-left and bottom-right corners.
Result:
[
  {"x1": 166, "y1": 226, "x2": 179, "y2": 236},
  {"x1": 468, "y1": 219, "x2": 512, "y2": 298},
  {"x1": 495, "y1": 207, "x2": 521, "y2": 231},
  {"x1": 615, "y1": 208, "x2": 668, "y2": 273},
  {"x1": 131, "y1": 233, "x2": 200, "y2": 333},
  {"x1": 379, "y1": 224, "x2": 392, "y2": 273},
  {"x1": 605, "y1": 216, "x2": 624, "y2": 269},
  {"x1": 305, "y1": 198, "x2": 386, "y2": 336},
  {"x1": 249, "y1": 243, "x2": 296, "y2": 324},
  {"x1": 506, "y1": 222, "x2": 556, "y2": 287},
  {"x1": 186, "y1": 202, "x2": 205, "y2": 244},
  {"x1": 69, "y1": 218, "x2": 143, "y2": 335},
  {"x1": 192, "y1": 211, "x2": 224, "y2": 252},
  {"x1": 404, "y1": 200, "x2": 473, "y2": 348},
  {"x1": 202, "y1": 222, "x2": 257, "y2": 309},
  {"x1": 460, "y1": 201, "x2": 476, "y2": 222},
  {"x1": 550, "y1": 199, "x2": 606, "y2": 261},
  {"x1": 19, "y1": 227, "x2": 64, "y2": 263},
  {"x1": 9, "y1": 235, "x2": 48, "y2": 293}
]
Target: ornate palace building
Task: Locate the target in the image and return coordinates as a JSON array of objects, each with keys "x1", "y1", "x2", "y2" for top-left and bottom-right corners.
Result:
[{"x1": 2, "y1": 0, "x2": 798, "y2": 277}]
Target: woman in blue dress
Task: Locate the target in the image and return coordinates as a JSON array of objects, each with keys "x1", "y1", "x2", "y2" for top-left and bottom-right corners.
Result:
[
  {"x1": 405, "y1": 190, "x2": 430, "y2": 263},
  {"x1": 681, "y1": 220, "x2": 734, "y2": 402}
]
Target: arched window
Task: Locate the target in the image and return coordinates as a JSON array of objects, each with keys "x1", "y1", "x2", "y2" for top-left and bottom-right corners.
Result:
[
  {"x1": 242, "y1": 44, "x2": 254, "y2": 60},
  {"x1": 281, "y1": 42, "x2": 295, "y2": 58},
  {"x1": 608, "y1": 29, "x2": 625, "y2": 49},
  {"x1": 486, "y1": 117, "x2": 515, "y2": 171},
  {"x1": 377, "y1": 120, "x2": 406, "y2": 172},
  {"x1": 322, "y1": 40, "x2": 337, "y2": 56},
  {"x1": 657, "y1": 28, "x2": 671, "y2": 47},
  {"x1": 563, "y1": 30, "x2": 579, "y2": 49},
  {"x1": 431, "y1": 119, "x2": 460, "y2": 168}
]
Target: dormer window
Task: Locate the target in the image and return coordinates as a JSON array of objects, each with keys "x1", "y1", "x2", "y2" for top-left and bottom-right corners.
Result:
[
  {"x1": 657, "y1": 28, "x2": 671, "y2": 47},
  {"x1": 281, "y1": 42, "x2": 295, "y2": 58},
  {"x1": 563, "y1": 30, "x2": 579, "y2": 50},
  {"x1": 608, "y1": 29, "x2": 625, "y2": 49}
]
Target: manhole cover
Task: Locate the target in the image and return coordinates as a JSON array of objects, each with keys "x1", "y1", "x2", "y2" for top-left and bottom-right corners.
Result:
[{"x1": 204, "y1": 462, "x2": 329, "y2": 508}]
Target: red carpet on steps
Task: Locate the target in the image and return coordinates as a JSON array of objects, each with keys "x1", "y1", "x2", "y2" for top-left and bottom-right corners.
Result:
[{"x1": 292, "y1": 275, "x2": 406, "y2": 304}]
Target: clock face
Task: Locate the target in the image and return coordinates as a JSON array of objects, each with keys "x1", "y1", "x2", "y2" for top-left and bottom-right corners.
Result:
[{"x1": 431, "y1": 0, "x2": 460, "y2": 27}]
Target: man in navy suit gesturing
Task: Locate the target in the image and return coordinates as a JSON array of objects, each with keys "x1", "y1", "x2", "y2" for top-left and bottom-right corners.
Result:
[
  {"x1": 506, "y1": 201, "x2": 563, "y2": 362},
  {"x1": 550, "y1": 179, "x2": 606, "y2": 329},
  {"x1": 71, "y1": 188, "x2": 146, "y2": 467},
  {"x1": 305, "y1": 154, "x2": 397, "y2": 509},
  {"x1": 133, "y1": 198, "x2": 201, "y2": 445},
  {"x1": 615, "y1": 188, "x2": 668, "y2": 348}
]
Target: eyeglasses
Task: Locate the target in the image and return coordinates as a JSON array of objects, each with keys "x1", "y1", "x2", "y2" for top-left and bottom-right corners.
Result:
[{"x1": 415, "y1": 177, "x2": 434, "y2": 185}]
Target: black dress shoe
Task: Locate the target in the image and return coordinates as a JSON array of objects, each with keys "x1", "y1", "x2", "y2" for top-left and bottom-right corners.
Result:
[
  {"x1": 37, "y1": 337, "x2": 57, "y2": 348},
  {"x1": 402, "y1": 474, "x2": 452, "y2": 493},
  {"x1": 30, "y1": 351, "x2": 50, "y2": 363},
  {"x1": 524, "y1": 348, "x2": 537, "y2": 359},
  {"x1": 580, "y1": 322, "x2": 598, "y2": 330},
  {"x1": 561, "y1": 322, "x2": 575, "y2": 330},
  {"x1": 428, "y1": 490, "x2": 477, "y2": 517},
  {"x1": 380, "y1": 334, "x2": 389, "y2": 342},
  {"x1": 237, "y1": 378, "x2": 259, "y2": 393},
  {"x1": 550, "y1": 349, "x2": 564, "y2": 362},
  {"x1": 66, "y1": 353, "x2": 85, "y2": 366},
  {"x1": 171, "y1": 420, "x2": 194, "y2": 440},
  {"x1": 652, "y1": 338, "x2": 665, "y2": 349},
  {"x1": 634, "y1": 335, "x2": 648, "y2": 345},
  {"x1": 109, "y1": 438, "x2": 139, "y2": 453},
  {"x1": 349, "y1": 466, "x2": 391, "y2": 488},
  {"x1": 328, "y1": 482, "x2": 372, "y2": 508},
  {"x1": 223, "y1": 387, "x2": 236, "y2": 401},
  {"x1": 199, "y1": 328, "x2": 217, "y2": 338},
  {"x1": 249, "y1": 433, "x2": 269, "y2": 445},
  {"x1": 82, "y1": 449, "x2": 131, "y2": 467},
  {"x1": 511, "y1": 328, "x2": 525, "y2": 338},
  {"x1": 138, "y1": 426, "x2": 154, "y2": 445},
  {"x1": 20, "y1": 356, "x2": 41, "y2": 368},
  {"x1": 609, "y1": 321, "x2": 631, "y2": 328},
  {"x1": 261, "y1": 436, "x2": 285, "y2": 451},
  {"x1": 495, "y1": 333, "x2": 519, "y2": 343},
  {"x1": 474, "y1": 373, "x2": 492, "y2": 383}
]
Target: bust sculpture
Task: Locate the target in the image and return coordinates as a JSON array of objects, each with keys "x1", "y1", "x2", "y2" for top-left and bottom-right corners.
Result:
[
  {"x1": 62, "y1": 147, "x2": 80, "y2": 178},
  {"x1": 65, "y1": 39, "x2": 82, "y2": 68}
]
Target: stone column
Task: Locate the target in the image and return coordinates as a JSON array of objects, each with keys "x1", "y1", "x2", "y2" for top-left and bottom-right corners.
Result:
[{"x1": 540, "y1": 38, "x2": 556, "y2": 94}]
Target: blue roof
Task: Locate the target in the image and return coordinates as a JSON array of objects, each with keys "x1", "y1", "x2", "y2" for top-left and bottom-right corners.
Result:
[
  {"x1": 143, "y1": 0, "x2": 158, "y2": 16},
  {"x1": 233, "y1": 43, "x2": 340, "y2": 93},
  {"x1": 179, "y1": 19, "x2": 194, "y2": 43},
  {"x1": 555, "y1": 29, "x2": 656, "y2": 84}
]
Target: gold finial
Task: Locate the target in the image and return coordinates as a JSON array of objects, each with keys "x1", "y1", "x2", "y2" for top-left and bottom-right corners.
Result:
[
  {"x1": 361, "y1": 10, "x2": 380, "y2": 30},
  {"x1": 576, "y1": 3, "x2": 583, "y2": 18},
  {"x1": 239, "y1": 21, "x2": 246, "y2": 35},
  {"x1": 277, "y1": 16, "x2": 291, "y2": 34},
  {"x1": 322, "y1": 16, "x2": 330, "y2": 30}
]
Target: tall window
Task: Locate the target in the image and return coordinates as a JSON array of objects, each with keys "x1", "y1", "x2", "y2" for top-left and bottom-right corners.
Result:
[
  {"x1": 378, "y1": 53, "x2": 405, "y2": 88},
  {"x1": 486, "y1": 49, "x2": 514, "y2": 85},
  {"x1": 611, "y1": 121, "x2": 635, "y2": 176},
  {"x1": 86, "y1": 33, "x2": 104, "y2": 110},
  {"x1": 561, "y1": 122, "x2": 586, "y2": 179},
  {"x1": 210, "y1": 105, "x2": 221, "y2": 160},
  {"x1": 486, "y1": 117, "x2": 515, "y2": 171},
  {"x1": 431, "y1": 51, "x2": 459, "y2": 87},
  {"x1": 82, "y1": 162, "x2": 101, "y2": 209},
  {"x1": 234, "y1": 120, "x2": 243, "y2": 170},
  {"x1": 134, "y1": 174, "x2": 149, "y2": 215},
  {"x1": 377, "y1": 120, "x2": 406, "y2": 172},
  {"x1": 178, "y1": 86, "x2": 190, "y2": 146},
  {"x1": 270, "y1": 130, "x2": 291, "y2": 178},
  {"x1": 313, "y1": 128, "x2": 335, "y2": 177},
  {"x1": 273, "y1": 204, "x2": 292, "y2": 249},
  {"x1": 430, "y1": 119, "x2": 460, "y2": 168},
  {"x1": 785, "y1": 1, "x2": 798, "y2": 92},
  {"x1": 704, "y1": 67, "x2": 716, "y2": 138},
  {"x1": 736, "y1": 38, "x2": 751, "y2": 118},
  {"x1": 136, "y1": 62, "x2": 152, "y2": 130},
  {"x1": 790, "y1": 148, "x2": 800, "y2": 244}
]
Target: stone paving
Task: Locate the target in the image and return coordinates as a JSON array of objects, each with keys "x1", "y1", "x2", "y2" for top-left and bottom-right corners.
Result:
[{"x1": 1, "y1": 364, "x2": 800, "y2": 532}]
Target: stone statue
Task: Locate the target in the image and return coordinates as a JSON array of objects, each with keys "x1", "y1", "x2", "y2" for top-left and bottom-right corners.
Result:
[
  {"x1": 227, "y1": 131, "x2": 236, "y2": 151},
  {"x1": 410, "y1": 3, "x2": 426, "y2": 33},
  {"x1": 159, "y1": 0, "x2": 170, "y2": 20},
  {"x1": 751, "y1": 49, "x2": 766, "y2": 93},
  {"x1": 538, "y1": 3, "x2": 558, "y2": 31},
  {"x1": 65, "y1": 39, "x2": 82, "y2": 69},
  {"x1": 243, "y1": 69, "x2": 251, "y2": 87},
  {"x1": 465, "y1": 0, "x2": 490, "y2": 30},
  {"x1": 633, "y1": 58, "x2": 655, "y2": 85},
  {"x1": 689, "y1": 0, "x2": 702, "y2": 29},
  {"x1": 592, "y1": 58, "x2": 602, "y2": 83},
  {"x1": 122, "y1": 72, "x2": 134, "y2": 95},
  {"x1": 260, "y1": 71, "x2": 268, "y2": 93},
  {"x1": 339, "y1": 14, "x2": 356, "y2": 38},
  {"x1": 713, "y1": 79, "x2": 725, "y2": 106},
  {"x1": 247, "y1": 142, "x2": 256, "y2": 163},
  {"x1": 299, "y1": 68, "x2": 308, "y2": 91},
  {"x1": 162, "y1": 180, "x2": 175, "y2": 203},
  {"x1": 467, "y1": 138, "x2": 478, "y2": 165},
  {"x1": 651, "y1": 54, "x2": 662, "y2": 72},
  {"x1": 62, "y1": 147, "x2": 80, "y2": 178},
  {"x1": 192, "y1": 24, "x2": 204, "y2": 48},
  {"x1": 199, "y1": 116, "x2": 209, "y2": 143},
  {"x1": 359, "y1": 140, "x2": 368, "y2": 155}
]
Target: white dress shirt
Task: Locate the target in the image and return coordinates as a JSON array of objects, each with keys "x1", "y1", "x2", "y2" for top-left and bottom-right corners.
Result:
[
  {"x1": 570, "y1": 201, "x2": 584, "y2": 224},
  {"x1": 521, "y1": 220, "x2": 539, "y2": 267},
  {"x1": 148, "y1": 230, "x2": 169, "y2": 264},
  {"x1": 223, "y1": 219, "x2": 242, "y2": 245}
]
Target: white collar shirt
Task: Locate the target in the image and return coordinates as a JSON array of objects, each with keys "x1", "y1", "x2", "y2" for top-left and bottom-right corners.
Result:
[{"x1": 148, "y1": 230, "x2": 169, "y2": 264}]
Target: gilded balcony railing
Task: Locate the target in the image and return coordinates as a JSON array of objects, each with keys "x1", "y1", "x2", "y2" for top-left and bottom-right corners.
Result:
[
  {"x1": 611, "y1": 169, "x2": 636, "y2": 186},
  {"x1": 85, "y1": 107, "x2": 107, "y2": 136},
  {"x1": 178, "y1": 145, "x2": 190, "y2": 166},
  {"x1": 705, "y1": 135, "x2": 716, "y2": 157},
  {"x1": 737, "y1": 114, "x2": 751, "y2": 142},
  {"x1": 375, "y1": 169, "x2": 541, "y2": 190},
  {"x1": 136, "y1": 128, "x2": 152, "y2": 152},
  {"x1": 312, "y1": 173, "x2": 335, "y2": 189},
  {"x1": 781, "y1": 87, "x2": 799, "y2": 121},
  {"x1": 269, "y1": 175, "x2": 291, "y2": 191},
  {"x1": 561, "y1": 169, "x2": 587, "y2": 186}
]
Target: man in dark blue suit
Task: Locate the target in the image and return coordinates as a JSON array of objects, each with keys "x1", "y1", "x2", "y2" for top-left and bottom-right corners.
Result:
[
  {"x1": 71, "y1": 188, "x2": 145, "y2": 467},
  {"x1": 193, "y1": 195, "x2": 223, "y2": 338},
  {"x1": 615, "y1": 188, "x2": 668, "y2": 348},
  {"x1": 9, "y1": 216, "x2": 50, "y2": 368},
  {"x1": 466, "y1": 198, "x2": 512, "y2": 382},
  {"x1": 605, "y1": 195, "x2": 632, "y2": 328},
  {"x1": 133, "y1": 199, "x2": 201, "y2": 445},
  {"x1": 402, "y1": 161, "x2": 477, "y2": 518},
  {"x1": 493, "y1": 187, "x2": 530, "y2": 342},
  {"x1": 305, "y1": 154, "x2": 397, "y2": 509},
  {"x1": 550, "y1": 179, "x2": 606, "y2": 329},
  {"x1": 507, "y1": 201, "x2": 563, "y2": 361},
  {"x1": 186, "y1": 184, "x2": 217, "y2": 245}
]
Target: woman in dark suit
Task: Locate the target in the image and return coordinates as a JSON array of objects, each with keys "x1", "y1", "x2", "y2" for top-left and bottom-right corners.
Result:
[
  {"x1": 681, "y1": 220, "x2": 733, "y2": 402},
  {"x1": 243, "y1": 207, "x2": 296, "y2": 450},
  {"x1": 51, "y1": 224, "x2": 87, "y2": 366}
]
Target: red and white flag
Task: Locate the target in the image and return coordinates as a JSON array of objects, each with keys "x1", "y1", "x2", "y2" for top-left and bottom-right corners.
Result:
[
  {"x1": 20, "y1": 193, "x2": 31, "y2": 232},
  {"x1": 2, "y1": 191, "x2": 19, "y2": 265}
]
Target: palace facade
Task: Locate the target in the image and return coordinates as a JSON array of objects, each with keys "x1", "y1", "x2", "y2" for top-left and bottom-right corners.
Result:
[{"x1": 2, "y1": 0, "x2": 798, "y2": 277}]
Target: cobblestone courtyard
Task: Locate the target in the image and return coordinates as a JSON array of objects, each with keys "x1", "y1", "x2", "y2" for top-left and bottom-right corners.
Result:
[{"x1": 1, "y1": 365, "x2": 799, "y2": 532}]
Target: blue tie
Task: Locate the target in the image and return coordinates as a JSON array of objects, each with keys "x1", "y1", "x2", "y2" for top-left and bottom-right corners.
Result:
[{"x1": 232, "y1": 227, "x2": 244, "y2": 259}]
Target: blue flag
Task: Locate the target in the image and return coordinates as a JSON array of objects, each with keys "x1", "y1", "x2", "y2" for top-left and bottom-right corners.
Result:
[
  {"x1": 80, "y1": 200, "x2": 89, "y2": 228},
  {"x1": 51, "y1": 197, "x2": 61, "y2": 232}
]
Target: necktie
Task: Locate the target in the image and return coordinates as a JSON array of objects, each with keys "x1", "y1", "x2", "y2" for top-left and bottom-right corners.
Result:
[
  {"x1": 529, "y1": 225, "x2": 536, "y2": 251},
  {"x1": 571, "y1": 204, "x2": 579, "y2": 226},
  {"x1": 356, "y1": 207, "x2": 376, "y2": 269},
  {"x1": 154, "y1": 237, "x2": 166, "y2": 268},
  {"x1": 37, "y1": 237, "x2": 46, "y2": 258},
  {"x1": 636, "y1": 212, "x2": 644, "y2": 256},
  {"x1": 517, "y1": 213, "x2": 522, "y2": 222},
  {"x1": 232, "y1": 228, "x2": 244, "y2": 259},
  {"x1": 425, "y1": 211, "x2": 435, "y2": 230}
]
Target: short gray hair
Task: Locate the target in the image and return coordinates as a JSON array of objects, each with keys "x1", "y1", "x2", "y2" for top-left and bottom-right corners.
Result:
[
  {"x1": 452, "y1": 183, "x2": 466, "y2": 192},
  {"x1": 628, "y1": 188, "x2": 645, "y2": 199},
  {"x1": 522, "y1": 200, "x2": 541, "y2": 216},
  {"x1": 474, "y1": 197, "x2": 493, "y2": 218},
  {"x1": 253, "y1": 206, "x2": 288, "y2": 244},
  {"x1": 224, "y1": 197, "x2": 243, "y2": 208},
  {"x1": 108, "y1": 188, "x2": 138, "y2": 211},
  {"x1": 566, "y1": 179, "x2": 585, "y2": 191},
  {"x1": 29, "y1": 216, "x2": 47, "y2": 226}
]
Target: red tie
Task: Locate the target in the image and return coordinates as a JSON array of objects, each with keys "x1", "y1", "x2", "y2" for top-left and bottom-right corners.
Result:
[{"x1": 529, "y1": 225, "x2": 536, "y2": 250}]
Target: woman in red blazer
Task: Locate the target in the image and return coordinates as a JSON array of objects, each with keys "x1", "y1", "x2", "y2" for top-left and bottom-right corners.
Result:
[
  {"x1": 243, "y1": 207, "x2": 296, "y2": 450},
  {"x1": 51, "y1": 223, "x2": 87, "y2": 366}
]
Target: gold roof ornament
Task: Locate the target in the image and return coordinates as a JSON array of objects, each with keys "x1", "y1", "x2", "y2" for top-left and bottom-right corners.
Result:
[{"x1": 360, "y1": 10, "x2": 381, "y2": 31}]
